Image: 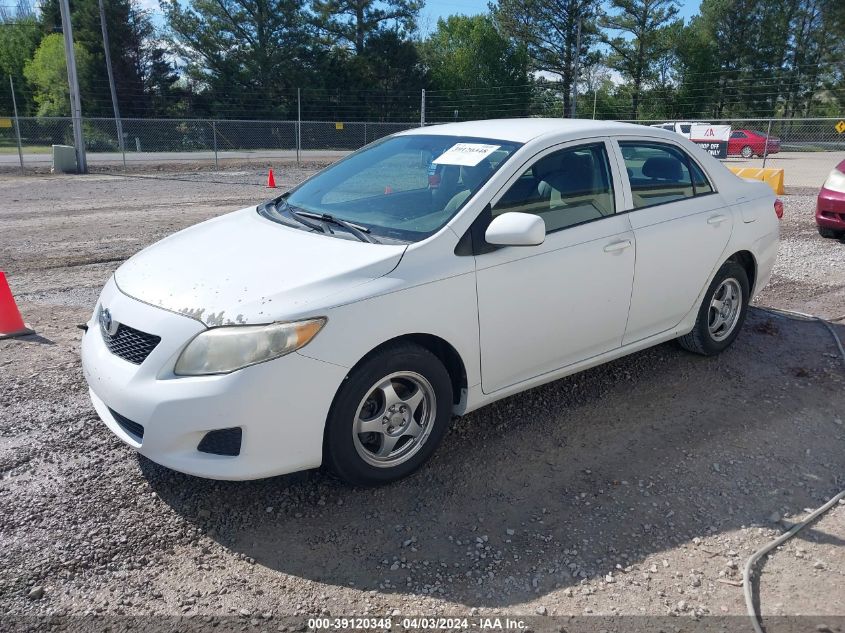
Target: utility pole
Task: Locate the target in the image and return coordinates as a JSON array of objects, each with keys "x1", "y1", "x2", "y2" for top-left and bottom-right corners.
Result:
[
  {"x1": 98, "y1": 0, "x2": 125, "y2": 169},
  {"x1": 420, "y1": 89, "x2": 425, "y2": 127},
  {"x1": 9, "y1": 75, "x2": 24, "y2": 173},
  {"x1": 59, "y1": 0, "x2": 87, "y2": 173},
  {"x1": 296, "y1": 88, "x2": 301, "y2": 165},
  {"x1": 570, "y1": 17, "x2": 581, "y2": 119}
]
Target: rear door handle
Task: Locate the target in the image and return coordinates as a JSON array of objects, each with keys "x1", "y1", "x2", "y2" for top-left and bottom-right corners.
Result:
[
  {"x1": 707, "y1": 214, "x2": 729, "y2": 225},
  {"x1": 604, "y1": 239, "x2": 632, "y2": 253}
]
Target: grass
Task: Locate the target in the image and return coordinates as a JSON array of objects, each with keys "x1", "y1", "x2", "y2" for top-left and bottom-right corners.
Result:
[{"x1": 0, "y1": 145, "x2": 52, "y2": 154}]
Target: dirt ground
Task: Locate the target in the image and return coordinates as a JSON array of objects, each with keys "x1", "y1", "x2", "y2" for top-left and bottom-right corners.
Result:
[{"x1": 1, "y1": 167, "x2": 844, "y2": 628}]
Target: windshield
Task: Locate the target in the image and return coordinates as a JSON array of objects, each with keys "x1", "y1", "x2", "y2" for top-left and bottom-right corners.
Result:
[{"x1": 277, "y1": 134, "x2": 521, "y2": 242}]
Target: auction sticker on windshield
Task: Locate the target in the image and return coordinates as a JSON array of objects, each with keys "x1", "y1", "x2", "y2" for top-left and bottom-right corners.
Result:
[{"x1": 432, "y1": 143, "x2": 501, "y2": 166}]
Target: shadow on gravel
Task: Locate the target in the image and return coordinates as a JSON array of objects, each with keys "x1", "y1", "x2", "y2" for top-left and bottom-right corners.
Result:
[
  {"x1": 3, "y1": 333, "x2": 56, "y2": 346},
  {"x1": 143, "y1": 310, "x2": 845, "y2": 607}
]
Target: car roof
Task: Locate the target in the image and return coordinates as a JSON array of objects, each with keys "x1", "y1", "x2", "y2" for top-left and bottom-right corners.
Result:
[{"x1": 394, "y1": 118, "x2": 656, "y2": 144}]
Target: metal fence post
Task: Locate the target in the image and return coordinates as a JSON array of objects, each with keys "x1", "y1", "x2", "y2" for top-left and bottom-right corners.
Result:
[
  {"x1": 420, "y1": 89, "x2": 425, "y2": 127},
  {"x1": 9, "y1": 75, "x2": 24, "y2": 174},
  {"x1": 762, "y1": 118, "x2": 773, "y2": 168},
  {"x1": 297, "y1": 88, "x2": 301, "y2": 165},
  {"x1": 212, "y1": 120, "x2": 218, "y2": 169}
]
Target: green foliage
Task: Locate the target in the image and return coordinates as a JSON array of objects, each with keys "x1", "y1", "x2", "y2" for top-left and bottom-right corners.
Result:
[
  {"x1": 495, "y1": 0, "x2": 601, "y2": 117},
  {"x1": 1, "y1": 0, "x2": 841, "y2": 122},
  {"x1": 602, "y1": 0, "x2": 680, "y2": 119},
  {"x1": 422, "y1": 14, "x2": 530, "y2": 120},
  {"x1": 161, "y1": 0, "x2": 313, "y2": 118},
  {"x1": 38, "y1": 0, "x2": 158, "y2": 116},
  {"x1": 0, "y1": 4, "x2": 41, "y2": 115},
  {"x1": 23, "y1": 33, "x2": 92, "y2": 116},
  {"x1": 312, "y1": 0, "x2": 422, "y2": 54}
]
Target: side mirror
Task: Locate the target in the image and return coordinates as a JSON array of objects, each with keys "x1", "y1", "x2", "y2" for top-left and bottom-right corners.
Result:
[{"x1": 484, "y1": 212, "x2": 545, "y2": 247}]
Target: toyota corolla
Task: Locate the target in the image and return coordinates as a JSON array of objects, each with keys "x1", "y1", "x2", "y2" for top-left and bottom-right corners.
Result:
[{"x1": 81, "y1": 119, "x2": 780, "y2": 486}]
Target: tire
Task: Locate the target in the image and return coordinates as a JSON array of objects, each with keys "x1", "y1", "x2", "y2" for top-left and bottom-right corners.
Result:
[
  {"x1": 818, "y1": 226, "x2": 845, "y2": 240},
  {"x1": 740, "y1": 145, "x2": 754, "y2": 158},
  {"x1": 678, "y1": 261, "x2": 750, "y2": 356},
  {"x1": 323, "y1": 343, "x2": 453, "y2": 486}
]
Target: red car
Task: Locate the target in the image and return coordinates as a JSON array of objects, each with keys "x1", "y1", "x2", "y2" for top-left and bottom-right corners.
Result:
[
  {"x1": 817, "y1": 159, "x2": 845, "y2": 239},
  {"x1": 729, "y1": 129, "x2": 781, "y2": 158}
]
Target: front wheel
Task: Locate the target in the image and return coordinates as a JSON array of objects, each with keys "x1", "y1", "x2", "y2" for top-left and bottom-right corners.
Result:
[
  {"x1": 323, "y1": 343, "x2": 453, "y2": 486},
  {"x1": 818, "y1": 226, "x2": 845, "y2": 240},
  {"x1": 740, "y1": 145, "x2": 754, "y2": 158},
  {"x1": 678, "y1": 261, "x2": 749, "y2": 355}
]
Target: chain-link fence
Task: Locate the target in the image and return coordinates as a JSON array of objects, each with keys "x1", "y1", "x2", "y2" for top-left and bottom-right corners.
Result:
[
  {"x1": 0, "y1": 115, "x2": 843, "y2": 174},
  {"x1": 0, "y1": 117, "x2": 421, "y2": 173},
  {"x1": 622, "y1": 118, "x2": 845, "y2": 154}
]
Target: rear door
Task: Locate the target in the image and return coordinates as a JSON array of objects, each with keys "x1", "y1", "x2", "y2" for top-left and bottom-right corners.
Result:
[{"x1": 614, "y1": 139, "x2": 733, "y2": 345}]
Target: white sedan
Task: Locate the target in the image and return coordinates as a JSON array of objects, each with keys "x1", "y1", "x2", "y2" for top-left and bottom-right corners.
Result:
[{"x1": 81, "y1": 119, "x2": 780, "y2": 486}]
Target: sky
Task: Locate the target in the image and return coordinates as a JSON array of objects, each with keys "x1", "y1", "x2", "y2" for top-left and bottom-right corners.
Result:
[
  {"x1": 418, "y1": 0, "x2": 703, "y2": 36},
  {"x1": 138, "y1": 0, "x2": 705, "y2": 39}
]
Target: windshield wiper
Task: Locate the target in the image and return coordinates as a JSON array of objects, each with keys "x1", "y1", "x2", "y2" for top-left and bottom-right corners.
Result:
[
  {"x1": 295, "y1": 210, "x2": 379, "y2": 244},
  {"x1": 274, "y1": 199, "x2": 328, "y2": 234}
]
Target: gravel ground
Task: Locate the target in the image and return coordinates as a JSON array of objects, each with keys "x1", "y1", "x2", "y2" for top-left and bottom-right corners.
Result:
[{"x1": 1, "y1": 169, "x2": 844, "y2": 628}]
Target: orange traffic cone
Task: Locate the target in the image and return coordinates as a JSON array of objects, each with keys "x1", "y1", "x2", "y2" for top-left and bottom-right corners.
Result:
[
  {"x1": 0, "y1": 272, "x2": 33, "y2": 339},
  {"x1": 267, "y1": 168, "x2": 277, "y2": 188}
]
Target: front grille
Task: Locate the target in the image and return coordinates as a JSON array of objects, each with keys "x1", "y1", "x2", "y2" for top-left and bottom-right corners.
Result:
[
  {"x1": 197, "y1": 428, "x2": 242, "y2": 456},
  {"x1": 109, "y1": 408, "x2": 144, "y2": 441},
  {"x1": 102, "y1": 323, "x2": 161, "y2": 365}
]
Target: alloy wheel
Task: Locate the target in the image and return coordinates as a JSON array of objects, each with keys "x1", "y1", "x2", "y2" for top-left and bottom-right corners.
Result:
[
  {"x1": 708, "y1": 278, "x2": 742, "y2": 341},
  {"x1": 352, "y1": 371, "x2": 436, "y2": 468}
]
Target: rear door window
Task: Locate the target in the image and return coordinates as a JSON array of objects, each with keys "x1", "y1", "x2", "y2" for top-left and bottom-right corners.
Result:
[{"x1": 620, "y1": 142, "x2": 696, "y2": 208}]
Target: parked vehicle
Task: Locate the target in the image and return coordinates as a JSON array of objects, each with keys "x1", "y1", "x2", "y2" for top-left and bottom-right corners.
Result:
[
  {"x1": 81, "y1": 119, "x2": 781, "y2": 486},
  {"x1": 649, "y1": 121, "x2": 710, "y2": 139},
  {"x1": 728, "y1": 129, "x2": 781, "y2": 158},
  {"x1": 816, "y1": 158, "x2": 845, "y2": 239}
]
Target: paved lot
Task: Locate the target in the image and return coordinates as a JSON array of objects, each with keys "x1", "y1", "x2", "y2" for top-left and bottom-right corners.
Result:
[
  {"x1": 725, "y1": 151, "x2": 845, "y2": 188},
  {"x1": 1, "y1": 167, "x2": 843, "y2": 625}
]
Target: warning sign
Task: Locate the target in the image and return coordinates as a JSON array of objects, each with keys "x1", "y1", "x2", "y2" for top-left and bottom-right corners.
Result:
[
  {"x1": 0, "y1": 118, "x2": 12, "y2": 129},
  {"x1": 691, "y1": 124, "x2": 731, "y2": 159},
  {"x1": 335, "y1": 122, "x2": 344, "y2": 130},
  {"x1": 836, "y1": 120, "x2": 845, "y2": 134}
]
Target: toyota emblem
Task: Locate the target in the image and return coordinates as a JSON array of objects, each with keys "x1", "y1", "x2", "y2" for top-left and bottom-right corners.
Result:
[{"x1": 99, "y1": 306, "x2": 119, "y2": 336}]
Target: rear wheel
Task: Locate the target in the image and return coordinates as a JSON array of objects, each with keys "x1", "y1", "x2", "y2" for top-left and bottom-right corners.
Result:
[
  {"x1": 678, "y1": 261, "x2": 749, "y2": 356},
  {"x1": 323, "y1": 343, "x2": 453, "y2": 486},
  {"x1": 740, "y1": 145, "x2": 754, "y2": 158}
]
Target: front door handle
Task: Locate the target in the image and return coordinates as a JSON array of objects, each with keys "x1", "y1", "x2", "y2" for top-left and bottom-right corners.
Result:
[
  {"x1": 707, "y1": 214, "x2": 729, "y2": 225},
  {"x1": 604, "y1": 239, "x2": 632, "y2": 253}
]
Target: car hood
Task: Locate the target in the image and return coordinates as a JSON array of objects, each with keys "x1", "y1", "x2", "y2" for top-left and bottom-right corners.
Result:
[{"x1": 114, "y1": 207, "x2": 407, "y2": 326}]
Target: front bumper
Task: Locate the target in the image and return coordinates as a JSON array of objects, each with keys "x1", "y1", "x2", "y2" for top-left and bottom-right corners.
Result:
[
  {"x1": 81, "y1": 278, "x2": 348, "y2": 480},
  {"x1": 816, "y1": 187, "x2": 845, "y2": 230}
]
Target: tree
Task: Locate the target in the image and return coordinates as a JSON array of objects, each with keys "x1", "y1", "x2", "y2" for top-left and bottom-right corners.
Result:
[
  {"x1": 311, "y1": 0, "x2": 422, "y2": 54},
  {"x1": 494, "y1": 0, "x2": 600, "y2": 117},
  {"x1": 305, "y1": 30, "x2": 426, "y2": 120},
  {"x1": 39, "y1": 0, "x2": 150, "y2": 116},
  {"x1": 162, "y1": 0, "x2": 313, "y2": 118},
  {"x1": 602, "y1": 0, "x2": 679, "y2": 119},
  {"x1": 422, "y1": 14, "x2": 530, "y2": 121},
  {"x1": 23, "y1": 32, "x2": 93, "y2": 116},
  {"x1": 0, "y1": 1, "x2": 41, "y2": 115}
]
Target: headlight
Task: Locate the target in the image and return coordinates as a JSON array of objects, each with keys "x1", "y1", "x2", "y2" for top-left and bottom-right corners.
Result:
[
  {"x1": 823, "y1": 167, "x2": 845, "y2": 194},
  {"x1": 174, "y1": 318, "x2": 326, "y2": 376}
]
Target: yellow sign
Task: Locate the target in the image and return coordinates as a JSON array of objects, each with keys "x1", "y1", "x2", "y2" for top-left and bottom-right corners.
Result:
[
  {"x1": 0, "y1": 118, "x2": 12, "y2": 129},
  {"x1": 836, "y1": 120, "x2": 845, "y2": 134},
  {"x1": 335, "y1": 122, "x2": 344, "y2": 130}
]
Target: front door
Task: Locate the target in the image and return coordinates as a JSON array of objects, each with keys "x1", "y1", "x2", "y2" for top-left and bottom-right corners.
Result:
[{"x1": 474, "y1": 141, "x2": 636, "y2": 393}]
